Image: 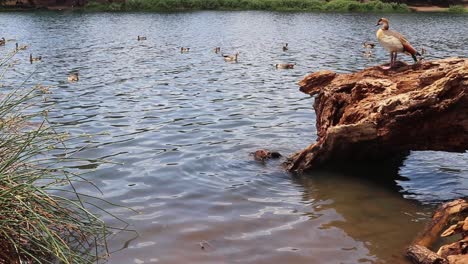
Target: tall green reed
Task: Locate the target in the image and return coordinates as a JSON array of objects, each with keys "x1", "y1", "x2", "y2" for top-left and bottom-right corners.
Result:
[{"x1": 0, "y1": 46, "x2": 126, "y2": 264}]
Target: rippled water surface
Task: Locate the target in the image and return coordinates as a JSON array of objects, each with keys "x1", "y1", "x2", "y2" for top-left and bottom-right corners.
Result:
[{"x1": 1, "y1": 11, "x2": 467, "y2": 264}]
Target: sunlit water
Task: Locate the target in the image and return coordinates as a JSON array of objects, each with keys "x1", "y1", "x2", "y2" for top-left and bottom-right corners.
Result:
[{"x1": 0, "y1": 11, "x2": 467, "y2": 263}]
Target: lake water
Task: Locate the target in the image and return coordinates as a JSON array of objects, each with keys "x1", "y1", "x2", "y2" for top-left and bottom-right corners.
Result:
[{"x1": 0, "y1": 11, "x2": 467, "y2": 264}]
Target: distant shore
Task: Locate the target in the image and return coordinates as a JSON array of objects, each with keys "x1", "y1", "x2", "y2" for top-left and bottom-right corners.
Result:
[
  {"x1": 1, "y1": 0, "x2": 410, "y2": 12},
  {"x1": 408, "y1": 4, "x2": 467, "y2": 12},
  {"x1": 1, "y1": 0, "x2": 467, "y2": 13}
]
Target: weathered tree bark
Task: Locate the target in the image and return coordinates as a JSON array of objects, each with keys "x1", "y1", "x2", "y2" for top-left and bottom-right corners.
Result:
[
  {"x1": 446, "y1": 255, "x2": 468, "y2": 264},
  {"x1": 406, "y1": 245, "x2": 448, "y2": 264},
  {"x1": 413, "y1": 199, "x2": 468, "y2": 248},
  {"x1": 406, "y1": 199, "x2": 468, "y2": 264},
  {"x1": 286, "y1": 58, "x2": 468, "y2": 172}
]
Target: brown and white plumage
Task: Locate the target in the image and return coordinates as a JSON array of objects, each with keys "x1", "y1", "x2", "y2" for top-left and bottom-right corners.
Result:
[
  {"x1": 29, "y1": 54, "x2": 42, "y2": 63},
  {"x1": 15, "y1": 43, "x2": 28, "y2": 51},
  {"x1": 376, "y1": 18, "x2": 420, "y2": 69},
  {"x1": 68, "y1": 72, "x2": 79, "y2": 83},
  {"x1": 275, "y1": 63, "x2": 295, "y2": 69},
  {"x1": 223, "y1": 52, "x2": 239, "y2": 62},
  {"x1": 362, "y1": 41, "x2": 375, "y2": 49}
]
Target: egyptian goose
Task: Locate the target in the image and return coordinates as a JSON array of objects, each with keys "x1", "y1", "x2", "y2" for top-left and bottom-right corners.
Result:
[
  {"x1": 29, "y1": 54, "x2": 42, "y2": 63},
  {"x1": 283, "y1": 43, "x2": 288, "y2": 51},
  {"x1": 275, "y1": 63, "x2": 295, "y2": 69},
  {"x1": 180, "y1": 47, "x2": 190, "y2": 53},
  {"x1": 68, "y1": 72, "x2": 79, "y2": 82},
  {"x1": 223, "y1": 52, "x2": 239, "y2": 62},
  {"x1": 0, "y1": 37, "x2": 5, "y2": 46},
  {"x1": 376, "y1": 18, "x2": 420, "y2": 69},
  {"x1": 362, "y1": 41, "x2": 375, "y2": 49},
  {"x1": 137, "y1": 35, "x2": 147, "y2": 41}
]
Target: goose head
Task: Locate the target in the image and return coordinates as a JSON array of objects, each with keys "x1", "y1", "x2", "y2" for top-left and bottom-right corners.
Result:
[{"x1": 376, "y1": 18, "x2": 389, "y2": 30}]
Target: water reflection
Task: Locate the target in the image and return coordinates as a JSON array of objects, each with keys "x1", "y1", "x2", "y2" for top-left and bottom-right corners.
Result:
[{"x1": 295, "y1": 170, "x2": 433, "y2": 263}]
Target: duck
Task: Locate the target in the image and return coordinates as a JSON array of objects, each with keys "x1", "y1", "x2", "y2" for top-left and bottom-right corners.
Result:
[
  {"x1": 251, "y1": 149, "x2": 282, "y2": 162},
  {"x1": 376, "y1": 18, "x2": 420, "y2": 69},
  {"x1": 29, "y1": 54, "x2": 42, "y2": 63},
  {"x1": 68, "y1": 72, "x2": 79, "y2": 82},
  {"x1": 223, "y1": 52, "x2": 239, "y2": 62},
  {"x1": 214, "y1": 47, "x2": 221, "y2": 53},
  {"x1": 275, "y1": 63, "x2": 295, "y2": 69},
  {"x1": 362, "y1": 41, "x2": 375, "y2": 49},
  {"x1": 180, "y1": 47, "x2": 190, "y2": 53},
  {"x1": 137, "y1": 35, "x2": 147, "y2": 41},
  {"x1": 15, "y1": 43, "x2": 28, "y2": 51},
  {"x1": 0, "y1": 37, "x2": 5, "y2": 46},
  {"x1": 282, "y1": 43, "x2": 288, "y2": 51}
]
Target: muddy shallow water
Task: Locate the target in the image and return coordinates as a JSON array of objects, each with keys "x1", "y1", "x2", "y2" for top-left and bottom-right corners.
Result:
[{"x1": 0, "y1": 11, "x2": 467, "y2": 263}]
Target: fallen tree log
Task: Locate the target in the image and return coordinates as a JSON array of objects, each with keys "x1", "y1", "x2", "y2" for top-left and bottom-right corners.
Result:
[
  {"x1": 406, "y1": 245, "x2": 448, "y2": 264},
  {"x1": 286, "y1": 58, "x2": 468, "y2": 172},
  {"x1": 406, "y1": 199, "x2": 468, "y2": 264},
  {"x1": 413, "y1": 199, "x2": 468, "y2": 248}
]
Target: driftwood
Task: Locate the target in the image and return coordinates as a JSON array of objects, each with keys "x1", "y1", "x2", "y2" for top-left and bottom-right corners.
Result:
[
  {"x1": 406, "y1": 245, "x2": 448, "y2": 264},
  {"x1": 286, "y1": 58, "x2": 468, "y2": 172},
  {"x1": 406, "y1": 199, "x2": 468, "y2": 264}
]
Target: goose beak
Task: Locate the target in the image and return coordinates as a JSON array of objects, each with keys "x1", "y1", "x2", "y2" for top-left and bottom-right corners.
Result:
[{"x1": 376, "y1": 23, "x2": 380, "y2": 26}]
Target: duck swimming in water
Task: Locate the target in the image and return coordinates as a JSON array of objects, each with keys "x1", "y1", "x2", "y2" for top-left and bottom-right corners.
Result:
[
  {"x1": 137, "y1": 36, "x2": 147, "y2": 41},
  {"x1": 275, "y1": 63, "x2": 295, "y2": 69},
  {"x1": 376, "y1": 18, "x2": 420, "y2": 69},
  {"x1": 251, "y1": 149, "x2": 282, "y2": 162},
  {"x1": 223, "y1": 52, "x2": 239, "y2": 62},
  {"x1": 362, "y1": 41, "x2": 376, "y2": 49},
  {"x1": 15, "y1": 43, "x2": 28, "y2": 51},
  {"x1": 29, "y1": 54, "x2": 42, "y2": 64},
  {"x1": 68, "y1": 72, "x2": 79, "y2": 83}
]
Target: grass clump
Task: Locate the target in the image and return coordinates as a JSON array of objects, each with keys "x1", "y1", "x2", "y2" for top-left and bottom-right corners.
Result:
[
  {"x1": 0, "y1": 49, "x2": 120, "y2": 263},
  {"x1": 85, "y1": 0, "x2": 409, "y2": 12},
  {"x1": 448, "y1": 5, "x2": 466, "y2": 13}
]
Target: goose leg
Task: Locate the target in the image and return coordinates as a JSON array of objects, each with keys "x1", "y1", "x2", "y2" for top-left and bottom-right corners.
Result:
[
  {"x1": 393, "y1": 52, "x2": 398, "y2": 67},
  {"x1": 381, "y1": 52, "x2": 393, "y2": 70}
]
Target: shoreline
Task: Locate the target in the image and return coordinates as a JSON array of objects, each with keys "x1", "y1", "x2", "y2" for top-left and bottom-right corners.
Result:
[
  {"x1": 1, "y1": 0, "x2": 413, "y2": 12},
  {"x1": 1, "y1": 6, "x2": 467, "y2": 13},
  {"x1": 408, "y1": 4, "x2": 468, "y2": 12}
]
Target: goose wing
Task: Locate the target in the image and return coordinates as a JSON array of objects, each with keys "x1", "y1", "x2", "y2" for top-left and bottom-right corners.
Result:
[{"x1": 386, "y1": 29, "x2": 418, "y2": 55}]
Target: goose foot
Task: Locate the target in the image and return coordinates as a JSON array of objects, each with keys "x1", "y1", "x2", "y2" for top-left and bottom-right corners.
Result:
[{"x1": 380, "y1": 65, "x2": 392, "y2": 70}]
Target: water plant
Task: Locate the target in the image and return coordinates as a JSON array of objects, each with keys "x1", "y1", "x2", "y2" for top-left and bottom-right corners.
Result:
[{"x1": 0, "y1": 47, "x2": 120, "y2": 263}]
